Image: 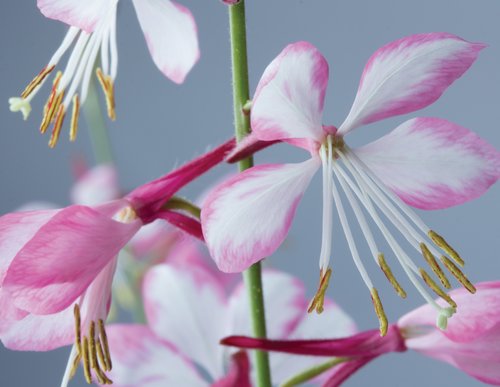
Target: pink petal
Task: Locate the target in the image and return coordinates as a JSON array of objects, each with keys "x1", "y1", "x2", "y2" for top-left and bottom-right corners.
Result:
[
  {"x1": 129, "y1": 221, "x2": 178, "y2": 259},
  {"x1": 212, "y1": 351, "x2": 251, "y2": 387},
  {"x1": 71, "y1": 164, "x2": 120, "y2": 206},
  {"x1": 3, "y1": 201, "x2": 141, "y2": 314},
  {"x1": 106, "y1": 324, "x2": 207, "y2": 387},
  {"x1": 338, "y1": 33, "x2": 485, "y2": 134},
  {"x1": 228, "y1": 270, "x2": 308, "y2": 340},
  {"x1": 251, "y1": 42, "x2": 329, "y2": 147},
  {"x1": 399, "y1": 281, "x2": 500, "y2": 342},
  {"x1": 127, "y1": 138, "x2": 235, "y2": 222},
  {"x1": 132, "y1": 0, "x2": 199, "y2": 84},
  {"x1": 0, "y1": 303, "x2": 75, "y2": 351},
  {"x1": 201, "y1": 158, "x2": 320, "y2": 273},
  {"x1": 323, "y1": 356, "x2": 377, "y2": 387},
  {"x1": 143, "y1": 263, "x2": 228, "y2": 379},
  {"x1": 0, "y1": 209, "x2": 58, "y2": 283},
  {"x1": 37, "y1": 0, "x2": 116, "y2": 33},
  {"x1": 155, "y1": 210, "x2": 204, "y2": 241},
  {"x1": 354, "y1": 117, "x2": 500, "y2": 209}
]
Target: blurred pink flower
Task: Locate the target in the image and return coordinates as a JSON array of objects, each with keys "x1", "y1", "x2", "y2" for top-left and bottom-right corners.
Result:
[
  {"x1": 222, "y1": 282, "x2": 500, "y2": 386},
  {"x1": 9, "y1": 0, "x2": 199, "y2": 146},
  {"x1": 104, "y1": 241, "x2": 356, "y2": 386},
  {"x1": 202, "y1": 35, "x2": 500, "y2": 332}
]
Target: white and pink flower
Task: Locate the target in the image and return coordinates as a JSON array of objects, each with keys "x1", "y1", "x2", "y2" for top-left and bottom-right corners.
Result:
[
  {"x1": 202, "y1": 35, "x2": 500, "y2": 333},
  {"x1": 9, "y1": 0, "x2": 199, "y2": 147},
  {"x1": 104, "y1": 240, "x2": 356, "y2": 386}
]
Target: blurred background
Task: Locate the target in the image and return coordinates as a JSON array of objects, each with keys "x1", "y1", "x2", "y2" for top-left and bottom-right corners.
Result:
[{"x1": 1, "y1": 0, "x2": 499, "y2": 386}]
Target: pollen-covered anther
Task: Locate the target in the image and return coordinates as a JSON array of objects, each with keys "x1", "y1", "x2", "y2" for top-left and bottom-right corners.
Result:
[
  {"x1": 40, "y1": 71, "x2": 64, "y2": 134},
  {"x1": 308, "y1": 268, "x2": 332, "y2": 314},
  {"x1": 420, "y1": 243, "x2": 451, "y2": 289},
  {"x1": 428, "y1": 230, "x2": 464, "y2": 267},
  {"x1": 370, "y1": 287, "x2": 388, "y2": 336},
  {"x1": 69, "y1": 94, "x2": 80, "y2": 142},
  {"x1": 20, "y1": 64, "x2": 56, "y2": 99},
  {"x1": 419, "y1": 268, "x2": 457, "y2": 308},
  {"x1": 96, "y1": 68, "x2": 116, "y2": 121},
  {"x1": 48, "y1": 104, "x2": 66, "y2": 148},
  {"x1": 377, "y1": 253, "x2": 406, "y2": 298},
  {"x1": 440, "y1": 256, "x2": 476, "y2": 294}
]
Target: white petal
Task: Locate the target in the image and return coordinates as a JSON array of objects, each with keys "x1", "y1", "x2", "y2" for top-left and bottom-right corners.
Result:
[{"x1": 132, "y1": 0, "x2": 199, "y2": 84}]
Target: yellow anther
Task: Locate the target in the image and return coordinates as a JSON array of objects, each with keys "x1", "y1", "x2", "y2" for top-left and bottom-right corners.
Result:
[
  {"x1": 89, "y1": 321, "x2": 113, "y2": 385},
  {"x1": 440, "y1": 256, "x2": 476, "y2": 294},
  {"x1": 99, "y1": 319, "x2": 113, "y2": 371},
  {"x1": 419, "y1": 268, "x2": 457, "y2": 308},
  {"x1": 429, "y1": 230, "x2": 464, "y2": 267},
  {"x1": 69, "y1": 94, "x2": 80, "y2": 142},
  {"x1": 48, "y1": 104, "x2": 66, "y2": 148},
  {"x1": 82, "y1": 336, "x2": 93, "y2": 384},
  {"x1": 308, "y1": 268, "x2": 332, "y2": 314},
  {"x1": 96, "y1": 68, "x2": 116, "y2": 121},
  {"x1": 370, "y1": 288, "x2": 388, "y2": 337},
  {"x1": 21, "y1": 64, "x2": 55, "y2": 99},
  {"x1": 73, "y1": 304, "x2": 82, "y2": 354},
  {"x1": 68, "y1": 352, "x2": 81, "y2": 380},
  {"x1": 96, "y1": 338, "x2": 108, "y2": 372},
  {"x1": 420, "y1": 243, "x2": 451, "y2": 289},
  {"x1": 40, "y1": 71, "x2": 63, "y2": 134},
  {"x1": 377, "y1": 253, "x2": 407, "y2": 298}
]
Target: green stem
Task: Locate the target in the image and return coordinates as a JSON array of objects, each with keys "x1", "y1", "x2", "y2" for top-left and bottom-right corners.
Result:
[
  {"x1": 83, "y1": 74, "x2": 113, "y2": 165},
  {"x1": 280, "y1": 357, "x2": 350, "y2": 387},
  {"x1": 229, "y1": 2, "x2": 272, "y2": 386},
  {"x1": 163, "y1": 196, "x2": 201, "y2": 219}
]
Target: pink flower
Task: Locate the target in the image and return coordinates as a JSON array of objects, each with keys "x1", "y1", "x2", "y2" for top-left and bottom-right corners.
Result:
[
  {"x1": 202, "y1": 35, "x2": 500, "y2": 333},
  {"x1": 104, "y1": 240, "x2": 356, "y2": 386},
  {"x1": 222, "y1": 282, "x2": 500, "y2": 386},
  {"x1": 9, "y1": 0, "x2": 199, "y2": 146},
  {"x1": 0, "y1": 139, "x2": 233, "y2": 386}
]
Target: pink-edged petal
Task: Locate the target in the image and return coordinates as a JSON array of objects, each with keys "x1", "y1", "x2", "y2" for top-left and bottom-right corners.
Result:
[
  {"x1": 338, "y1": 33, "x2": 485, "y2": 134},
  {"x1": 228, "y1": 270, "x2": 308, "y2": 340},
  {"x1": 353, "y1": 117, "x2": 500, "y2": 209},
  {"x1": 71, "y1": 164, "x2": 120, "y2": 206},
  {"x1": 403, "y1": 325, "x2": 500, "y2": 385},
  {"x1": 270, "y1": 301, "x2": 357, "y2": 384},
  {"x1": 129, "y1": 220, "x2": 179, "y2": 259},
  {"x1": 202, "y1": 158, "x2": 320, "y2": 273},
  {"x1": 143, "y1": 263, "x2": 228, "y2": 379},
  {"x1": 3, "y1": 201, "x2": 141, "y2": 314},
  {"x1": 226, "y1": 132, "x2": 281, "y2": 164},
  {"x1": 132, "y1": 0, "x2": 199, "y2": 84},
  {"x1": 212, "y1": 351, "x2": 251, "y2": 387},
  {"x1": 1, "y1": 303, "x2": 74, "y2": 351},
  {"x1": 106, "y1": 324, "x2": 207, "y2": 387},
  {"x1": 399, "y1": 281, "x2": 500, "y2": 342},
  {"x1": 37, "y1": 0, "x2": 117, "y2": 33},
  {"x1": 155, "y1": 210, "x2": 204, "y2": 241},
  {"x1": 127, "y1": 138, "x2": 235, "y2": 222},
  {"x1": 0, "y1": 209, "x2": 58, "y2": 283},
  {"x1": 251, "y1": 42, "x2": 329, "y2": 146}
]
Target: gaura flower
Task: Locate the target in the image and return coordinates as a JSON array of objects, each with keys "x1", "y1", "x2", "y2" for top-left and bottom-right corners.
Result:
[
  {"x1": 9, "y1": 0, "x2": 199, "y2": 147},
  {"x1": 0, "y1": 139, "x2": 234, "y2": 386},
  {"x1": 201, "y1": 35, "x2": 500, "y2": 334},
  {"x1": 222, "y1": 282, "x2": 500, "y2": 386},
  {"x1": 104, "y1": 240, "x2": 356, "y2": 386}
]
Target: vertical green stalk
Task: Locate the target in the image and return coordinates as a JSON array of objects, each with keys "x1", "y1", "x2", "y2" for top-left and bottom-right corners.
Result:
[
  {"x1": 83, "y1": 75, "x2": 114, "y2": 165},
  {"x1": 229, "y1": 2, "x2": 272, "y2": 386}
]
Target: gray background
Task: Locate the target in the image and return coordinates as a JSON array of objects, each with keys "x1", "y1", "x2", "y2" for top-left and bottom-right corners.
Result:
[{"x1": 1, "y1": 0, "x2": 500, "y2": 386}]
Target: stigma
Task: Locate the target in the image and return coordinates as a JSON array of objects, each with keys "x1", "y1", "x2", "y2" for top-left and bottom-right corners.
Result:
[{"x1": 312, "y1": 135, "x2": 476, "y2": 335}]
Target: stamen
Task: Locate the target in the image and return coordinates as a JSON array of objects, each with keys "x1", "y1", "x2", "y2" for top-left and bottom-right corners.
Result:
[
  {"x1": 68, "y1": 351, "x2": 82, "y2": 380},
  {"x1": 308, "y1": 268, "x2": 332, "y2": 314},
  {"x1": 420, "y1": 243, "x2": 451, "y2": 289},
  {"x1": 440, "y1": 256, "x2": 476, "y2": 294},
  {"x1": 429, "y1": 230, "x2": 465, "y2": 267},
  {"x1": 96, "y1": 338, "x2": 108, "y2": 372},
  {"x1": 21, "y1": 65, "x2": 56, "y2": 99},
  {"x1": 96, "y1": 68, "x2": 116, "y2": 120},
  {"x1": 370, "y1": 288, "x2": 388, "y2": 336},
  {"x1": 378, "y1": 253, "x2": 407, "y2": 298},
  {"x1": 89, "y1": 322, "x2": 113, "y2": 385},
  {"x1": 99, "y1": 319, "x2": 113, "y2": 371},
  {"x1": 48, "y1": 104, "x2": 66, "y2": 148},
  {"x1": 318, "y1": 141, "x2": 334, "y2": 272},
  {"x1": 419, "y1": 268, "x2": 457, "y2": 308},
  {"x1": 73, "y1": 304, "x2": 82, "y2": 354},
  {"x1": 82, "y1": 336, "x2": 93, "y2": 384},
  {"x1": 40, "y1": 71, "x2": 63, "y2": 134},
  {"x1": 69, "y1": 94, "x2": 80, "y2": 141}
]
